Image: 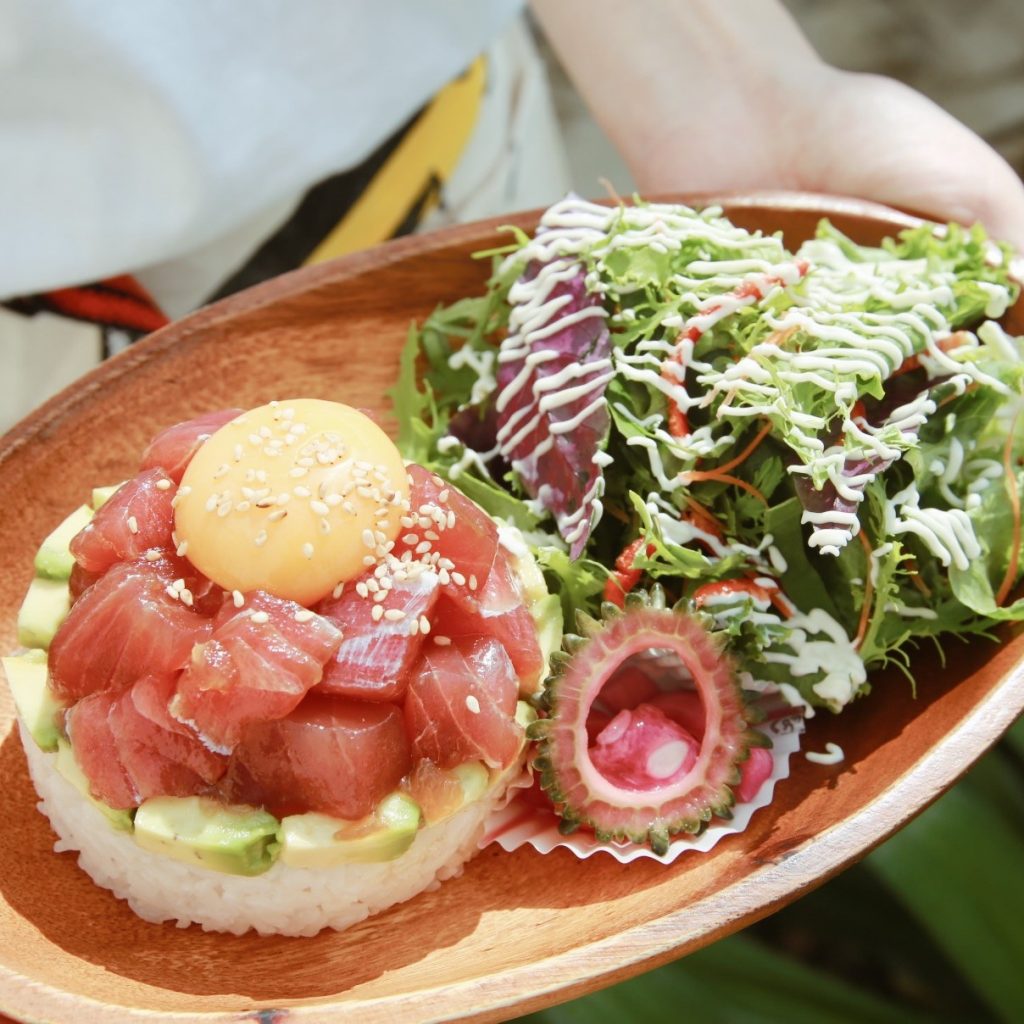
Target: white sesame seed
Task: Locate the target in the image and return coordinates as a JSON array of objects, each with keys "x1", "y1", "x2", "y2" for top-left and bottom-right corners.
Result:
[
  {"x1": 126, "y1": 515, "x2": 139, "y2": 535},
  {"x1": 145, "y1": 548, "x2": 161, "y2": 562},
  {"x1": 165, "y1": 586, "x2": 179, "y2": 600},
  {"x1": 311, "y1": 499, "x2": 329, "y2": 516},
  {"x1": 248, "y1": 433, "x2": 262, "y2": 445},
  {"x1": 465, "y1": 695, "x2": 481, "y2": 714},
  {"x1": 259, "y1": 426, "x2": 272, "y2": 439},
  {"x1": 438, "y1": 489, "x2": 449, "y2": 503},
  {"x1": 332, "y1": 583, "x2": 345, "y2": 599},
  {"x1": 294, "y1": 609, "x2": 315, "y2": 623},
  {"x1": 232, "y1": 590, "x2": 245, "y2": 608},
  {"x1": 362, "y1": 555, "x2": 377, "y2": 566},
  {"x1": 438, "y1": 568, "x2": 451, "y2": 586},
  {"x1": 419, "y1": 615, "x2": 430, "y2": 634},
  {"x1": 408, "y1": 618, "x2": 420, "y2": 636},
  {"x1": 302, "y1": 542, "x2": 314, "y2": 559},
  {"x1": 180, "y1": 589, "x2": 194, "y2": 607},
  {"x1": 176, "y1": 541, "x2": 189, "y2": 557},
  {"x1": 400, "y1": 516, "x2": 415, "y2": 529},
  {"x1": 254, "y1": 531, "x2": 268, "y2": 547},
  {"x1": 469, "y1": 575, "x2": 478, "y2": 591},
  {"x1": 361, "y1": 529, "x2": 376, "y2": 549},
  {"x1": 251, "y1": 611, "x2": 270, "y2": 624},
  {"x1": 384, "y1": 608, "x2": 405, "y2": 622},
  {"x1": 451, "y1": 571, "x2": 466, "y2": 587},
  {"x1": 325, "y1": 494, "x2": 342, "y2": 507},
  {"x1": 446, "y1": 511, "x2": 456, "y2": 529},
  {"x1": 415, "y1": 541, "x2": 432, "y2": 555},
  {"x1": 294, "y1": 486, "x2": 311, "y2": 498},
  {"x1": 262, "y1": 447, "x2": 279, "y2": 458},
  {"x1": 217, "y1": 501, "x2": 233, "y2": 518},
  {"x1": 373, "y1": 590, "x2": 387, "y2": 603},
  {"x1": 402, "y1": 533, "x2": 419, "y2": 545},
  {"x1": 235, "y1": 501, "x2": 251, "y2": 512},
  {"x1": 277, "y1": 493, "x2": 291, "y2": 505},
  {"x1": 343, "y1": 501, "x2": 357, "y2": 515},
  {"x1": 433, "y1": 635, "x2": 451, "y2": 646},
  {"x1": 356, "y1": 581, "x2": 369, "y2": 598},
  {"x1": 233, "y1": 444, "x2": 244, "y2": 462},
  {"x1": 205, "y1": 495, "x2": 218, "y2": 513},
  {"x1": 289, "y1": 467, "x2": 308, "y2": 479},
  {"x1": 197, "y1": 433, "x2": 212, "y2": 442},
  {"x1": 438, "y1": 557, "x2": 455, "y2": 571},
  {"x1": 425, "y1": 530, "x2": 439, "y2": 541},
  {"x1": 371, "y1": 604, "x2": 384, "y2": 622},
  {"x1": 268, "y1": 508, "x2": 287, "y2": 522},
  {"x1": 156, "y1": 478, "x2": 172, "y2": 491},
  {"x1": 319, "y1": 518, "x2": 331, "y2": 534},
  {"x1": 213, "y1": 464, "x2": 230, "y2": 479}
]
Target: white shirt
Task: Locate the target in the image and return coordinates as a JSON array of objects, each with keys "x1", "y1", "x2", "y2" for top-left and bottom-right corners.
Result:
[{"x1": 0, "y1": 0, "x2": 522, "y2": 298}]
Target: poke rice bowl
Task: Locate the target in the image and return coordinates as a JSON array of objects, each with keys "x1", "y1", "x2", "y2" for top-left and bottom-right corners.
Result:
[{"x1": 0, "y1": 193, "x2": 1023, "y2": 1023}]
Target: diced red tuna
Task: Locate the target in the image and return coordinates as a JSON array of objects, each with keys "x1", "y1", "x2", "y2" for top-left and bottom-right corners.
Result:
[
  {"x1": 404, "y1": 636, "x2": 522, "y2": 770},
  {"x1": 316, "y1": 568, "x2": 440, "y2": 701},
  {"x1": 434, "y1": 544, "x2": 544, "y2": 693},
  {"x1": 589, "y1": 704, "x2": 699, "y2": 791},
  {"x1": 110, "y1": 673, "x2": 227, "y2": 798},
  {"x1": 596, "y1": 666, "x2": 659, "y2": 713},
  {"x1": 139, "y1": 408, "x2": 243, "y2": 484},
  {"x1": 736, "y1": 746, "x2": 773, "y2": 804},
  {"x1": 67, "y1": 674, "x2": 227, "y2": 809},
  {"x1": 222, "y1": 694, "x2": 411, "y2": 820},
  {"x1": 395, "y1": 464, "x2": 500, "y2": 612},
  {"x1": 49, "y1": 556, "x2": 212, "y2": 703},
  {"x1": 648, "y1": 690, "x2": 706, "y2": 741},
  {"x1": 64, "y1": 690, "x2": 138, "y2": 809},
  {"x1": 172, "y1": 591, "x2": 342, "y2": 751},
  {"x1": 69, "y1": 562, "x2": 103, "y2": 602},
  {"x1": 70, "y1": 468, "x2": 176, "y2": 574}
]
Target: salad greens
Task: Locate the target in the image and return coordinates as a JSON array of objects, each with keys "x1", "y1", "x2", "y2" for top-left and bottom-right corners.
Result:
[{"x1": 392, "y1": 196, "x2": 1024, "y2": 717}]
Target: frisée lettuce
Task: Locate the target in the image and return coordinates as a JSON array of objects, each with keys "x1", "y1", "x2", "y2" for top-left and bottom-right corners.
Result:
[{"x1": 392, "y1": 197, "x2": 1024, "y2": 717}]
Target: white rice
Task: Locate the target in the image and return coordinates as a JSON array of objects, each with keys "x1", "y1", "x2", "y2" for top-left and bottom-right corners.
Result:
[{"x1": 20, "y1": 721, "x2": 508, "y2": 937}]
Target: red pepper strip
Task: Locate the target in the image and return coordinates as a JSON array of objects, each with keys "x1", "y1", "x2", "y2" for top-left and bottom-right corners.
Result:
[
  {"x1": 693, "y1": 577, "x2": 793, "y2": 619},
  {"x1": 603, "y1": 537, "x2": 657, "y2": 607}
]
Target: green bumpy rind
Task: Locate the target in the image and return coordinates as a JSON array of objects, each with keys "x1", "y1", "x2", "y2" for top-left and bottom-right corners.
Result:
[{"x1": 530, "y1": 588, "x2": 764, "y2": 855}]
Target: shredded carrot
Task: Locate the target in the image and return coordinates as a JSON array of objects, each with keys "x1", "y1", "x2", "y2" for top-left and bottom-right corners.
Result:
[
  {"x1": 682, "y1": 495, "x2": 725, "y2": 539},
  {"x1": 996, "y1": 411, "x2": 1022, "y2": 606},
  {"x1": 707, "y1": 421, "x2": 773, "y2": 477},
  {"x1": 853, "y1": 530, "x2": 874, "y2": 650},
  {"x1": 681, "y1": 470, "x2": 766, "y2": 504}
]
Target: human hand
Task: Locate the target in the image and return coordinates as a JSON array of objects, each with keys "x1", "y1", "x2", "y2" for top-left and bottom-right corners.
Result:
[
  {"x1": 533, "y1": 0, "x2": 1024, "y2": 252},
  {"x1": 632, "y1": 64, "x2": 1024, "y2": 252}
]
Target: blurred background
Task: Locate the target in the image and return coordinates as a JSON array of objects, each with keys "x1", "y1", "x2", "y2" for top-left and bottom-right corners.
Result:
[{"x1": 1, "y1": 3, "x2": 1023, "y2": 1020}]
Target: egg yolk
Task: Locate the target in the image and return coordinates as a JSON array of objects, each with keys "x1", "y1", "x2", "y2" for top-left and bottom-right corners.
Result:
[{"x1": 175, "y1": 399, "x2": 409, "y2": 606}]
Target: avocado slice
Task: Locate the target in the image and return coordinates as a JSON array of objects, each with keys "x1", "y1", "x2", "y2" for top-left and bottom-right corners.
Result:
[
  {"x1": 54, "y1": 739, "x2": 133, "y2": 832},
  {"x1": 279, "y1": 792, "x2": 422, "y2": 868},
  {"x1": 531, "y1": 593, "x2": 563, "y2": 681},
  {"x1": 1, "y1": 649, "x2": 63, "y2": 751},
  {"x1": 133, "y1": 796, "x2": 280, "y2": 875},
  {"x1": 91, "y1": 483, "x2": 124, "y2": 510},
  {"x1": 33, "y1": 505, "x2": 93, "y2": 581},
  {"x1": 17, "y1": 577, "x2": 71, "y2": 650}
]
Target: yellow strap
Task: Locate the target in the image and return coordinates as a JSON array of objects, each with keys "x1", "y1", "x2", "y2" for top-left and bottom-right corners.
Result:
[{"x1": 305, "y1": 57, "x2": 486, "y2": 265}]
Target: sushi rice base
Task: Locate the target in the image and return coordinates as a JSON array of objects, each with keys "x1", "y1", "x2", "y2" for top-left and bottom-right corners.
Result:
[{"x1": 19, "y1": 720, "x2": 521, "y2": 937}]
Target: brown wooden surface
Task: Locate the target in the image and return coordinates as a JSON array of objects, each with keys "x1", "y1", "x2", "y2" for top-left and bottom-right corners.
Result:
[{"x1": 0, "y1": 193, "x2": 1022, "y2": 1024}]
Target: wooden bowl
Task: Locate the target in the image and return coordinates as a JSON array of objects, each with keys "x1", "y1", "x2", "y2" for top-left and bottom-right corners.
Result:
[{"x1": 1, "y1": 193, "x2": 1022, "y2": 1024}]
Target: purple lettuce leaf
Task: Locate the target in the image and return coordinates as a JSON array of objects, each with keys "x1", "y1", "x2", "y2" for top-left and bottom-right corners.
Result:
[{"x1": 494, "y1": 259, "x2": 612, "y2": 558}]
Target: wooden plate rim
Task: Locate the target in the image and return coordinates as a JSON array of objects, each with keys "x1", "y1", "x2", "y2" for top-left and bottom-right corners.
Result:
[{"x1": 0, "y1": 191, "x2": 1018, "y2": 1023}]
